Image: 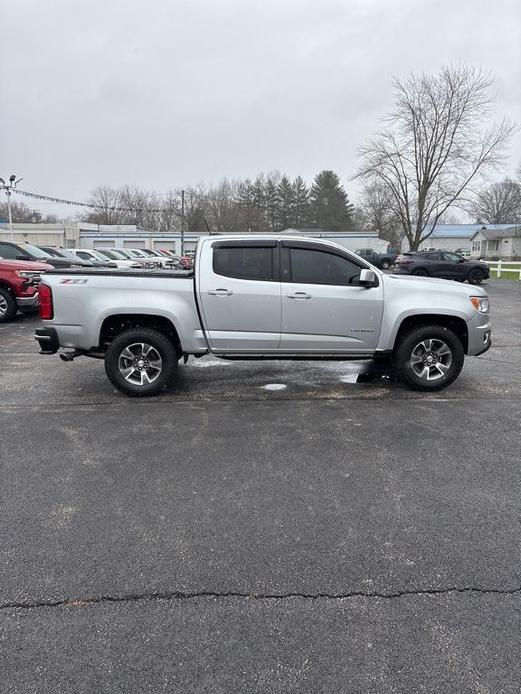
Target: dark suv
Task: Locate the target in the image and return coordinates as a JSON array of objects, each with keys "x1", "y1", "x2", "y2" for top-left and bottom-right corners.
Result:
[
  {"x1": 0, "y1": 241, "x2": 88, "y2": 269},
  {"x1": 393, "y1": 251, "x2": 489, "y2": 285}
]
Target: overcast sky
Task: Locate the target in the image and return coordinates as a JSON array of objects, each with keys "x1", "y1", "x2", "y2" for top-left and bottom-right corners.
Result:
[{"x1": 1, "y1": 0, "x2": 520, "y2": 217}]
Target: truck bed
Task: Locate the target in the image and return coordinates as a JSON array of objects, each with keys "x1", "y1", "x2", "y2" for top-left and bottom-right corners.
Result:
[{"x1": 44, "y1": 268, "x2": 194, "y2": 279}]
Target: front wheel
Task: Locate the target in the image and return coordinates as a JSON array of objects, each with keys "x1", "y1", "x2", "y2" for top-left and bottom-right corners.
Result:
[
  {"x1": 104, "y1": 328, "x2": 178, "y2": 396},
  {"x1": 0, "y1": 288, "x2": 17, "y2": 323},
  {"x1": 393, "y1": 325, "x2": 464, "y2": 391},
  {"x1": 381, "y1": 260, "x2": 391, "y2": 269}
]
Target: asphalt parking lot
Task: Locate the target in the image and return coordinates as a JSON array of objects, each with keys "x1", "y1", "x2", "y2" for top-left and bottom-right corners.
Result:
[{"x1": 1, "y1": 278, "x2": 521, "y2": 693}]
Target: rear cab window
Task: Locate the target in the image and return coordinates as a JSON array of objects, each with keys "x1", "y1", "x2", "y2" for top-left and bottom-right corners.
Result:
[{"x1": 213, "y1": 244, "x2": 276, "y2": 281}]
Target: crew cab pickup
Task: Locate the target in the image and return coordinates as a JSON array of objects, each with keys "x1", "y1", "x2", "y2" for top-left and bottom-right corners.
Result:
[
  {"x1": 355, "y1": 248, "x2": 398, "y2": 269},
  {"x1": 35, "y1": 235, "x2": 492, "y2": 396},
  {"x1": 0, "y1": 258, "x2": 53, "y2": 323}
]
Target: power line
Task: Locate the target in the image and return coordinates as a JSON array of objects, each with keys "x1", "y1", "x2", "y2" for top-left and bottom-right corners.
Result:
[{"x1": 11, "y1": 187, "x2": 208, "y2": 215}]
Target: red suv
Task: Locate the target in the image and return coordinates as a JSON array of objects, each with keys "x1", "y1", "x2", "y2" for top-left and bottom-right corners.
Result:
[{"x1": 0, "y1": 258, "x2": 53, "y2": 323}]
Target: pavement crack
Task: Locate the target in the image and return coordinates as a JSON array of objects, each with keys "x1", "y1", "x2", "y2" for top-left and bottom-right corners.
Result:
[{"x1": 2, "y1": 586, "x2": 521, "y2": 611}]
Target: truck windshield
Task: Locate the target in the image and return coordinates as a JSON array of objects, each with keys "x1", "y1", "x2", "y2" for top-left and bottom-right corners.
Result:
[
  {"x1": 22, "y1": 244, "x2": 52, "y2": 259},
  {"x1": 96, "y1": 249, "x2": 118, "y2": 260}
]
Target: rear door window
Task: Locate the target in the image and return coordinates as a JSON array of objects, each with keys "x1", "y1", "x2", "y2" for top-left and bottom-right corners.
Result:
[{"x1": 213, "y1": 246, "x2": 274, "y2": 281}]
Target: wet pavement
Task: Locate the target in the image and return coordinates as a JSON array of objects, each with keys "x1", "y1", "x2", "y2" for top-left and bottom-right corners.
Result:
[{"x1": 1, "y1": 279, "x2": 520, "y2": 693}]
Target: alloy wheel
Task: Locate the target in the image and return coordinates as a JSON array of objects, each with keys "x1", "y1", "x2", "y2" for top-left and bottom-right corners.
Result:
[
  {"x1": 117, "y1": 342, "x2": 163, "y2": 386},
  {"x1": 0, "y1": 295, "x2": 8, "y2": 317},
  {"x1": 409, "y1": 338, "x2": 452, "y2": 381}
]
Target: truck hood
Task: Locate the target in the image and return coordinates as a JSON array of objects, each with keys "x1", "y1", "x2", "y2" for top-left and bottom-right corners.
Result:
[
  {"x1": 0, "y1": 258, "x2": 53, "y2": 271},
  {"x1": 384, "y1": 273, "x2": 488, "y2": 296}
]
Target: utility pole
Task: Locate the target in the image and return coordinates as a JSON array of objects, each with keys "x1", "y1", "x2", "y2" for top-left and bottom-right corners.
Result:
[
  {"x1": 181, "y1": 189, "x2": 185, "y2": 256},
  {"x1": 0, "y1": 175, "x2": 23, "y2": 242}
]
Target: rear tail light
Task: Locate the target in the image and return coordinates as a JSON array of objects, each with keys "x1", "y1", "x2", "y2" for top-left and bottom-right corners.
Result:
[{"x1": 39, "y1": 283, "x2": 54, "y2": 319}]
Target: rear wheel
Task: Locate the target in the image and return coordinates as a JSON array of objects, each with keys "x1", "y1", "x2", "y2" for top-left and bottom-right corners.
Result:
[
  {"x1": 393, "y1": 325, "x2": 464, "y2": 391},
  {"x1": 412, "y1": 268, "x2": 428, "y2": 276},
  {"x1": 467, "y1": 268, "x2": 484, "y2": 285},
  {"x1": 0, "y1": 288, "x2": 17, "y2": 323},
  {"x1": 104, "y1": 328, "x2": 178, "y2": 396},
  {"x1": 381, "y1": 259, "x2": 391, "y2": 269}
]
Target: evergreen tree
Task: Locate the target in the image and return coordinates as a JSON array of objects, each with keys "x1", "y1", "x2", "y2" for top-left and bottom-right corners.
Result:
[
  {"x1": 264, "y1": 171, "x2": 281, "y2": 230},
  {"x1": 291, "y1": 176, "x2": 309, "y2": 228},
  {"x1": 237, "y1": 178, "x2": 258, "y2": 231},
  {"x1": 275, "y1": 175, "x2": 294, "y2": 230},
  {"x1": 308, "y1": 170, "x2": 354, "y2": 230},
  {"x1": 252, "y1": 174, "x2": 266, "y2": 210}
]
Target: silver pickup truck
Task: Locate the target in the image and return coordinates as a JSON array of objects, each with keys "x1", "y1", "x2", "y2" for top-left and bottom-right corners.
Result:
[{"x1": 35, "y1": 235, "x2": 491, "y2": 396}]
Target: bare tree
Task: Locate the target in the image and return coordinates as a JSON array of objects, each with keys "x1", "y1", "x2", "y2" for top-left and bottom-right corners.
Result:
[
  {"x1": 85, "y1": 185, "x2": 123, "y2": 224},
  {"x1": 358, "y1": 65, "x2": 515, "y2": 249},
  {"x1": 0, "y1": 200, "x2": 63, "y2": 224},
  {"x1": 359, "y1": 181, "x2": 403, "y2": 247},
  {"x1": 468, "y1": 178, "x2": 521, "y2": 223},
  {"x1": 205, "y1": 178, "x2": 242, "y2": 232}
]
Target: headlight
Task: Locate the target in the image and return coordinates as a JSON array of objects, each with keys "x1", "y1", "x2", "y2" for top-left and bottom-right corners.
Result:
[
  {"x1": 470, "y1": 296, "x2": 489, "y2": 313},
  {"x1": 15, "y1": 271, "x2": 41, "y2": 279}
]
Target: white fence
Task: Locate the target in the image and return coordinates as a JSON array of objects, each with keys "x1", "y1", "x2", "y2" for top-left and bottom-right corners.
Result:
[{"x1": 485, "y1": 260, "x2": 521, "y2": 280}]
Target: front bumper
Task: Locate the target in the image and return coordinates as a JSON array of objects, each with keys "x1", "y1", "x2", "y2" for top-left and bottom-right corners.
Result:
[
  {"x1": 35, "y1": 327, "x2": 59, "y2": 354},
  {"x1": 467, "y1": 316, "x2": 492, "y2": 356},
  {"x1": 475, "y1": 338, "x2": 492, "y2": 356},
  {"x1": 16, "y1": 293, "x2": 39, "y2": 310}
]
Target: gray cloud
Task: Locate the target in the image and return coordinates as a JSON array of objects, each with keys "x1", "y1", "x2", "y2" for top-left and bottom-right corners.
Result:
[{"x1": 1, "y1": 0, "x2": 520, "y2": 215}]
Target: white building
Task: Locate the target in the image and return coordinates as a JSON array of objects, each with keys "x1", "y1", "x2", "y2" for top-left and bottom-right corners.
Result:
[
  {"x1": 470, "y1": 225, "x2": 521, "y2": 260},
  {"x1": 409, "y1": 224, "x2": 519, "y2": 254},
  {"x1": 0, "y1": 221, "x2": 392, "y2": 256},
  {"x1": 80, "y1": 225, "x2": 390, "y2": 255},
  {"x1": 0, "y1": 222, "x2": 80, "y2": 247}
]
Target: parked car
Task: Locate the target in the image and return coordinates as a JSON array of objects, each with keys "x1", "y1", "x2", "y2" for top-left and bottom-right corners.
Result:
[
  {"x1": 0, "y1": 241, "x2": 88, "y2": 269},
  {"x1": 0, "y1": 258, "x2": 52, "y2": 323},
  {"x1": 157, "y1": 249, "x2": 184, "y2": 269},
  {"x1": 354, "y1": 248, "x2": 398, "y2": 270},
  {"x1": 136, "y1": 248, "x2": 177, "y2": 268},
  {"x1": 65, "y1": 248, "x2": 120, "y2": 268},
  {"x1": 36, "y1": 235, "x2": 491, "y2": 396},
  {"x1": 38, "y1": 246, "x2": 98, "y2": 267},
  {"x1": 90, "y1": 249, "x2": 142, "y2": 269},
  {"x1": 393, "y1": 251, "x2": 489, "y2": 284},
  {"x1": 119, "y1": 248, "x2": 160, "y2": 269}
]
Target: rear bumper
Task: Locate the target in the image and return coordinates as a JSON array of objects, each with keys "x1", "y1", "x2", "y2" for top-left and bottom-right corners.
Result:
[{"x1": 34, "y1": 327, "x2": 59, "y2": 354}]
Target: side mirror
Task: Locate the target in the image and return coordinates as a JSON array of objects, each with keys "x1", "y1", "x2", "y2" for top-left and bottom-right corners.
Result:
[{"x1": 359, "y1": 269, "x2": 377, "y2": 287}]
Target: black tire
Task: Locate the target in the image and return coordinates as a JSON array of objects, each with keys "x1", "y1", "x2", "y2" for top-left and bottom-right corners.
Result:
[
  {"x1": 412, "y1": 268, "x2": 428, "y2": 276},
  {"x1": 467, "y1": 268, "x2": 484, "y2": 285},
  {"x1": 0, "y1": 287, "x2": 17, "y2": 324},
  {"x1": 381, "y1": 260, "x2": 391, "y2": 269},
  {"x1": 104, "y1": 328, "x2": 178, "y2": 397},
  {"x1": 393, "y1": 325, "x2": 464, "y2": 391}
]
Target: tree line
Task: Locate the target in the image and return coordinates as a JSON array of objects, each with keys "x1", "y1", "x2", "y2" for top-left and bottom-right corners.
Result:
[
  {"x1": 2, "y1": 65, "x2": 519, "y2": 249},
  {"x1": 81, "y1": 169, "x2": 357, "y2": 234}
]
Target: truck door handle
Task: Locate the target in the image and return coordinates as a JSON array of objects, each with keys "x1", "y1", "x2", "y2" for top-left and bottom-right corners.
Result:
[
  {"x1": 287, "y1": 292, "x2": 311, "y2": 299},
  {"x1": 208, "y1": 288, "x2": 233, "y2": 296}
]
